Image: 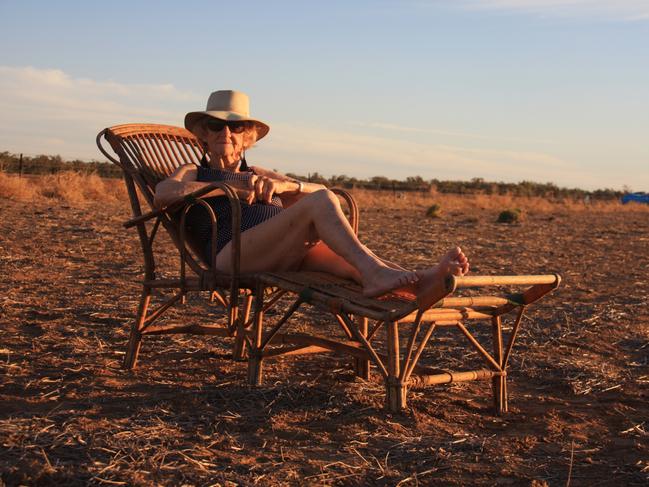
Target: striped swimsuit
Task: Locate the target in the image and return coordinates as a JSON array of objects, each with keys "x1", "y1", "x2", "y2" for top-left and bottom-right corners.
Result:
[{"x1": 185, "y1": 166, "x2": 284, "y2": 260}]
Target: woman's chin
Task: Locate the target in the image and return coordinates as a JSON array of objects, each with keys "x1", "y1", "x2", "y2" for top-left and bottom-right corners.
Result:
[
  {"x1": 210, "y1": 147, "x2": 234, "y2": 158},
  {"x1": 208, "y1": 152, "x2": 240, "y2": 169}
]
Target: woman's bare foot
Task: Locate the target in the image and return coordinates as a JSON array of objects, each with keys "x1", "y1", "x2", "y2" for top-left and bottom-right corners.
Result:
[
  {"x1": 362, "y1": 265, "x2": 419, "y2": 298},
  {"x1": 361, "y1": 247, "x2": 469, "y2": 301},
  {"x1": 416, "y1": 247, "x2": 470, "y2": 310}
]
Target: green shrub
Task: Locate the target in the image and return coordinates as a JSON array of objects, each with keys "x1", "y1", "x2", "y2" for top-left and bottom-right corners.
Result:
[
  {"x1": 497, "y1": 208, "x2": 522, "y2": 223},
  {"x1": 426, "y1": 203, "x2": 442, "y2": 218}
]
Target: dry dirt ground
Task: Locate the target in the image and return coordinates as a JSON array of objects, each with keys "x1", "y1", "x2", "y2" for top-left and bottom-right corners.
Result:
[{"x1": 1, "y1": 196, "x2": 648, "y2": 486}]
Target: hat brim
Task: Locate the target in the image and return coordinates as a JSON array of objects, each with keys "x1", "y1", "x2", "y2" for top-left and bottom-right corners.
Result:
[{"x1": 185, "y1": 111, "x2": 270, "y2": 141}]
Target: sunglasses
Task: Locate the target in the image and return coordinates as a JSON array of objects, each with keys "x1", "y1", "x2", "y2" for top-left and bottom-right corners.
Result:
[{"x1": 205, "y1": 119, "x2": 250, "y2": 133}]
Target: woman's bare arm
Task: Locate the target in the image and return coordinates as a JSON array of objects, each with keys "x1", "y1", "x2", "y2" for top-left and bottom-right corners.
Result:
[
  {"x1": 250, "y1": 165, "x2": 326, "y2": 206},
  {"x1": 154, "y1": 164, "x2": 253, "y2": 209}
]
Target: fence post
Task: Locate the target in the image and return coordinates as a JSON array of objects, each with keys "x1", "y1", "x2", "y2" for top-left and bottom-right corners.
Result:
[{"x1": 19, "y1": 153, "x2": 23, "y2": 178}]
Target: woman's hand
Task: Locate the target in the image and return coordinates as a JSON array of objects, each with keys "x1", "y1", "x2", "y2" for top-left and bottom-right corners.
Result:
[
  {"x1": 236, "y1": 187, "x2": 256, "y2": 205},
  {"x1": 248, "y1": 174, "x2": 288, "y2": 204}
]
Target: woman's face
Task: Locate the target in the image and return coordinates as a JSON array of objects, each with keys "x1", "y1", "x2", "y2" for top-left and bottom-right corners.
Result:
[{"x1": 197, "y1": 119, "x2": 251, "y2": 170}]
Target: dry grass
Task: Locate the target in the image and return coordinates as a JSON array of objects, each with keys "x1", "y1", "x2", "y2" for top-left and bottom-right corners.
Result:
[
  {"x1": 0, "y1": 171, "x2": 40, "y2": 201},
  {"x1": 350, "y1": 188, "x2": 649, "y2": 214},
  {"x1": 2, "y1": 171, "x2": 647, "y2": 216},
  {"x1": 0, "y1": 171, "x2": 127, "y2": 204}
]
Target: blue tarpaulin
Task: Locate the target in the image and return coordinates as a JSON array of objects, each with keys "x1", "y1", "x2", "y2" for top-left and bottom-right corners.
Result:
[{"x1": 621, "y1": 192, "x2": 649, "y2": 204}]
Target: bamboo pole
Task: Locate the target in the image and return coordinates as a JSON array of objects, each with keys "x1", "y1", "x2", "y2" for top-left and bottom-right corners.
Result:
[
  {"x1": 140, "y1": 292, "x2": 184, "y2": 332},
  {"x1": 262, "y1": 332, "x2": 368, "y2": 359},
  {"x1": 335, "y1": 314, "x2": 354, "y2": 340},
  {"x1": 455, "y1": 322, "x2": 502, "y2": 372},
  {"x1": 366, "y1": 320, "x2": 384, "y2": 343},
  {"x1": 147, "y1": 217, "x2": 161, "y2": 248},
  {"x1": 409, "y1": 369, "x2": 497, "y2": 388},
  {"x1": 262, "y1": 344, "x2": 331, "y2": 358},
  {"x1": 401, "y1": 308, "x2": 494, "y2": 323},
  {"x1": 502, "y1": 306, "x2": 526, "y2": 370},
  {"x1": 437, "y1": 296, "x2": 513, "y2": 307},
  {"x1": 143, "y1": 324, "x2": 230, "y2": 336},
  {"x1": 260, "y1": 297, "x2": 303, "y2": 350},
  {"x1": 233, "y1": 293, "x2": 254, "y2": 361},
  {"x1": 339, "y1": 313, "x2": 388, "y2": 379},
  {"x1": 262, "y1": 289, "x2": 287, "y2": 313},
  {"x1": 247, "y1": 283, "x2": 265, "y2": 385},
  {"x1": 123, "y1": 289, "x2": 151, "y2": 370},
  {"x1": 402, "y1": 322, "x2": 437, "y2": 384},
  {"x1": 386, "y1": 321, "x2": 407, "y2": 411},
  {"x1": 399, "y1": 309, "x2": 423, "y2": 382},
  {"x1": 354, "y1": 316, "x2": 370, "y2": 380},
  {"x1": 491, "y1": 315, "x2": 507, "y2": 414},
  {"x1": 454, "y1": 275, "x2": 559, "y2": 287},
  {"x1": 211, "y1": 290, "x2": 228, "y2": 307}
]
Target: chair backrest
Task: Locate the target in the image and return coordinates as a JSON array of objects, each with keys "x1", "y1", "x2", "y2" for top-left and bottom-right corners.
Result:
[
  {"x1": 97, "y1": 123, "x2": 210, "y2": 275},
  {"x1": 99, "y1": 123, "x2": 205, "y2": 204}
]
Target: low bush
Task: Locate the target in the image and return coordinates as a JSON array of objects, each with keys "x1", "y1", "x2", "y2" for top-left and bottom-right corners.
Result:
[
  {"x1": 425, "y1": 203, "x2": 443, "y2": 218},
  {"x1": 497, "y1": 208, "x2": 522, "y2": 223}
]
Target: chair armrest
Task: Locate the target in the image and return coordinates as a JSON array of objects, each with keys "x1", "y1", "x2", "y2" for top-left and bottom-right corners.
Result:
[
  {"x1": 173, "y1": 182, "x2": 243, "y2": 286},
  {"x1": 331, "y1": 188, "x2": 359, "y2": 235},
  {"x1": 124, "y1": 183, "x2": 224, "y2": 228}
]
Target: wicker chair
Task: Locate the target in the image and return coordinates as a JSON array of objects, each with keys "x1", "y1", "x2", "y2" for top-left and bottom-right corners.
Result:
[
  {"x1": 96, "y1": 123, "x2": 358, "y2": 369},
  {"x1": 97, "y1": 123, "x2": 560, "y2": 414}
]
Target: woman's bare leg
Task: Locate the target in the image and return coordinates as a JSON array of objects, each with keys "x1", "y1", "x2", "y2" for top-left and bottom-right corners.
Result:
[
  {"x1": 216, "y1": 189, "x2": 470, "y2": 300},
  {"x1": 299, "y1": 242, "x2": 361, "y2": 281},
  {"x1": 300, "y1": 244, "x2": 470, "y2": 309},
  {"x1": 215, "y1": 189, "x2": 418, "y2": 295},
  {"x1": 303, "y1": 242, "x2": 408, "y2": 277}
]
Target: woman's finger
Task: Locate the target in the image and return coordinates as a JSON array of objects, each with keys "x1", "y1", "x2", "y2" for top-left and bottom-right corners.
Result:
[
  {"x1": 254, "y1": 176, "x2": 265, "y2": 201},
  {"x1": 263, "y1": 180, "x2": 275, "y2": 203}
]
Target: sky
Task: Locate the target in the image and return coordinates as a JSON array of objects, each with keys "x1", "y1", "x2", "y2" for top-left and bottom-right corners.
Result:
[{"x1": 0, "y1": 0, "x2": 647, "y2": 191}]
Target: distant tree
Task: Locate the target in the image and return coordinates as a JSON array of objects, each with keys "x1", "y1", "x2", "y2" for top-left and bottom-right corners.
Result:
[{"x1": 0, "y1": 149, "x2": 626, "y2": 200}]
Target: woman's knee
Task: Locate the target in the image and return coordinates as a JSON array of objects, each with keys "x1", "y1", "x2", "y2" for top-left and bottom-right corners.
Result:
[{"x1": 304, "y1": 188, "x2": 341, "y2": 211}]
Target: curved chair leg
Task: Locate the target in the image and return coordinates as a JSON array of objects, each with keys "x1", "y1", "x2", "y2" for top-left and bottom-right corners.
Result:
[
  {"x1": 354, "y1": 316, "x2": 370, "y2": 380},
  {"x1": 386, "y1": 321, "x2": 407, "y2": 412},
  {"x1": 247, "y1": 284, "x2": 265, "y2": 385},
  {"x1": 123, "y1": 288, "x2": 151, "y2": 370},
  {"x1": 233, "y1": 293, "x2": 253, "y2": 361}
]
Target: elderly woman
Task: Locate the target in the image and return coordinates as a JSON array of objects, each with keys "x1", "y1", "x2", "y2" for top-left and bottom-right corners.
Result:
[{"x1": 155, "y1": 90, "x2": 469, "y2": 307}]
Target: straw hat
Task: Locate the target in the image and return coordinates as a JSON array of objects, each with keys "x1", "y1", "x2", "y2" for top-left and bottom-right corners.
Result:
[{"x1": 184, "y1": 90, "x2": 270, "y2": 140}]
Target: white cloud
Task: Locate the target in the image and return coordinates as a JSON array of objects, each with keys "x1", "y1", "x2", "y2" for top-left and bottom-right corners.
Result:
[
  {"x1": 0, "y1": 65, "x2": 199, "y2": 159},
  {"x1": 458, "y1": 0, "x2": 649, "y2": 21},
  {"x1": 256, "y1": 122, "x2": 572, "y2": 185},
  {"x1": 0, "y1": 65, "x2": 635, "y2": 189}
]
